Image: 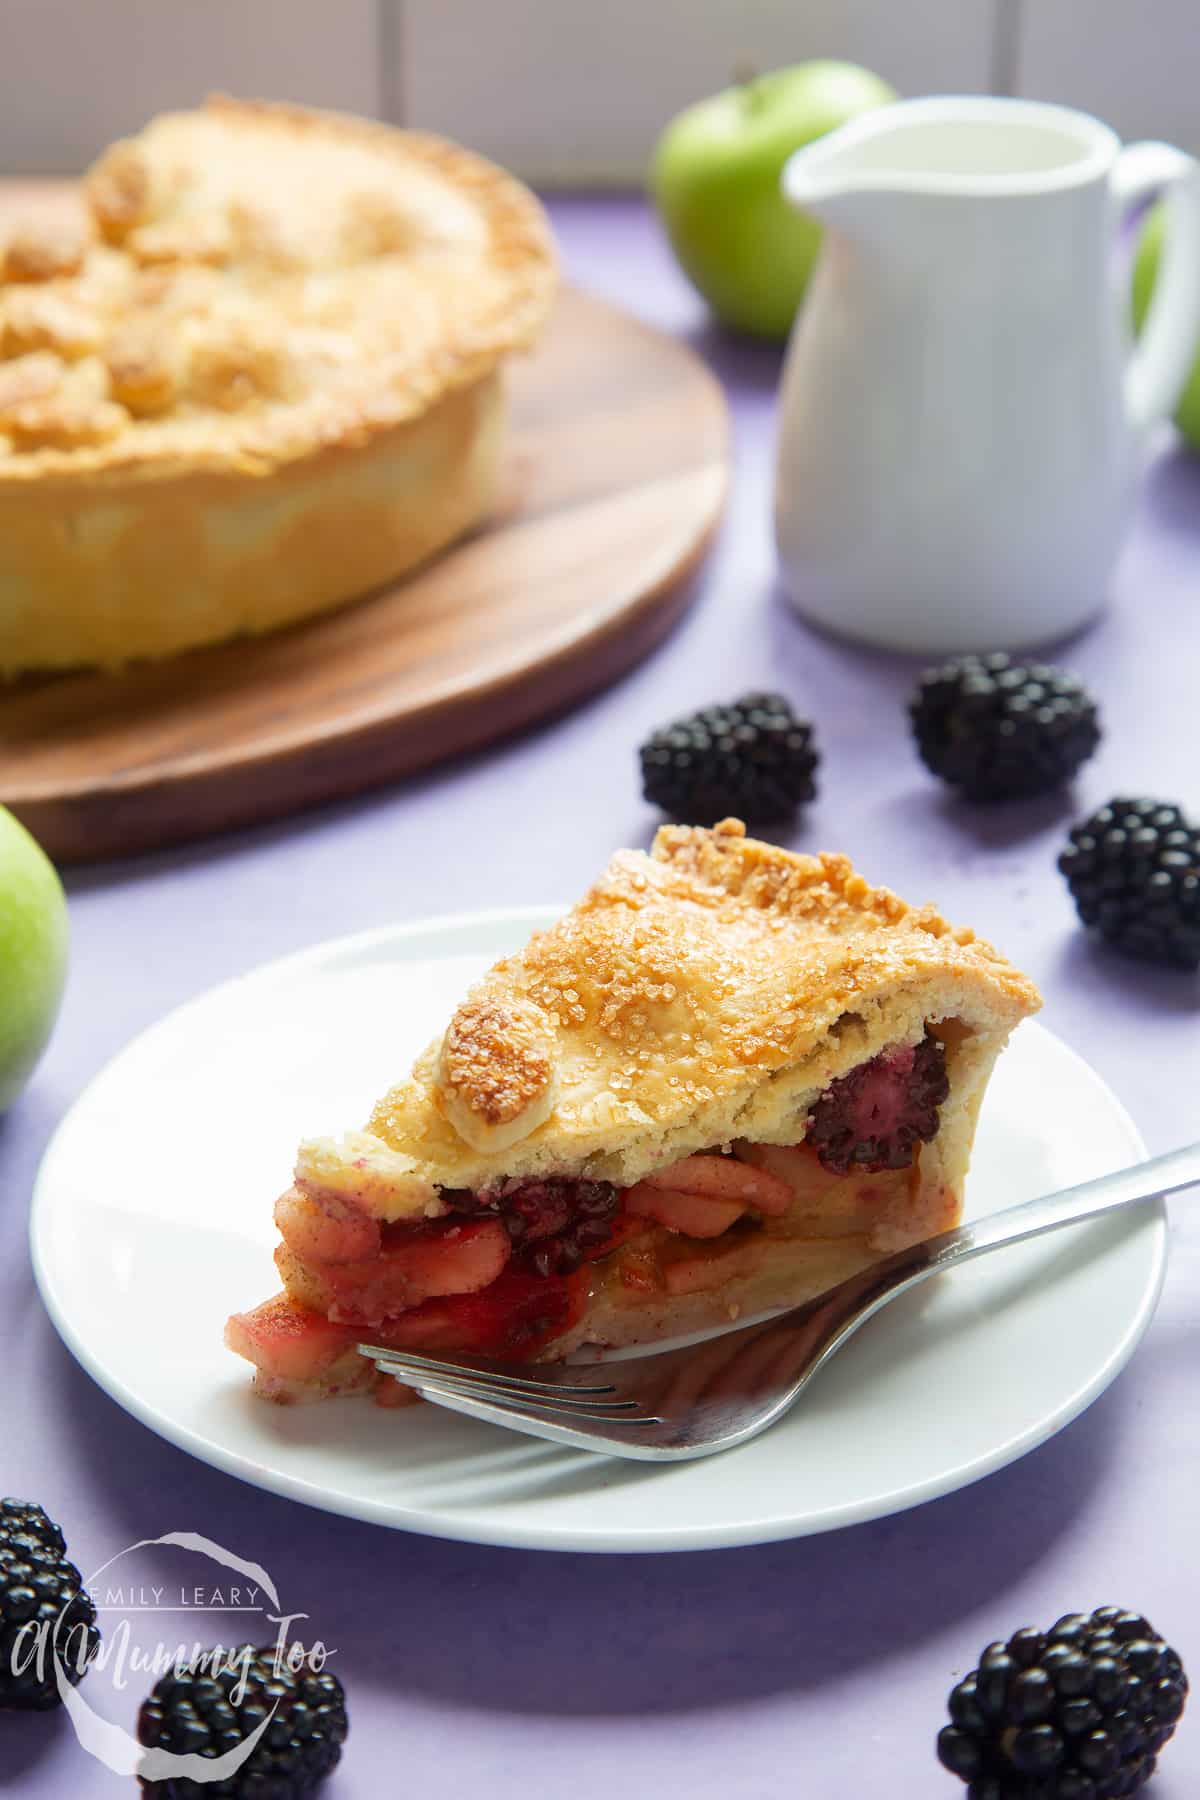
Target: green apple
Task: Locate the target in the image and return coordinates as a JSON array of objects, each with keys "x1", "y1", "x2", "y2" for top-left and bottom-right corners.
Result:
[
  {"x1": 650, "y1": 60, "x2": 897, "y2": 341},
  {"x1": 0, "y1": 808, "x2": 68, "y2": 1112},
  {"x1": 1131, "y1": 201, "x2": 1200, "y2": 454}
]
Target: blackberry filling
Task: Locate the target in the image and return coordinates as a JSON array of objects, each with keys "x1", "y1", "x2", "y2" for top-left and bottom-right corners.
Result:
[
  {"x1": 806, "y1": 1032, "x2": 950, "y2": 1175},
  {"x1": 435, "y1": 1033, "x2": 951, "y2": 1285},
  {"x1": 442, "y1": 1177, "x2": 620, "y2": 1277}
]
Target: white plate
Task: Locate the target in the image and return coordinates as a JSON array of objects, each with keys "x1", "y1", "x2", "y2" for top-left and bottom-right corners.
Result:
[{"x1": 32, "y1": 910, "x2": 1165, "y2": 1554}]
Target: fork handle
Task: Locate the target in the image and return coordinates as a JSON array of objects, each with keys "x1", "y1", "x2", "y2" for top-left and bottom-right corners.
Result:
[{"x1": 924, "y1": 1139, "x2": 1200, "y2": 1273}]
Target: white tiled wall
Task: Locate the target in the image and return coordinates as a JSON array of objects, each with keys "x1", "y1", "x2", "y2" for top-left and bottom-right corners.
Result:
[
  {"x1": 1014, "y1": 0, "x2": 1200, "y2": 155},
  {"x1": 398, "y1": 0, "x2": 998, "y2": 184},
  {"x1": 0, "y1": 0, "x2": 1195, "y2": 178},
  {"x1": 0, "y1": 0, "x2": 382, "y2": 173}
]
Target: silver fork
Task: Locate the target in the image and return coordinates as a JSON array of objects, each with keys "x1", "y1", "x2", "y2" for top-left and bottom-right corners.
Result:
[{"x1": 358, "y1": 1142, "x2": 1199, "y2": 1462}]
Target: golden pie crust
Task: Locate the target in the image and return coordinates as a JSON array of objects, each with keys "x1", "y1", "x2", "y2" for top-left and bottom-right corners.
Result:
[
  {"x1": 355, "y1": 818, "x2": 1040, "y2": 1194},
  {"x1": 229, "y1": 821, "x2": 1041, "y2": 1398},
  {"x1": 0, "y1": 97, "x2": 556, "y2": 674}
]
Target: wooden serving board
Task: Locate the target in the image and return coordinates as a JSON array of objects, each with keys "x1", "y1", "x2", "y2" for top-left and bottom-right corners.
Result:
[{"x1": 0, "y1": 185, "x2": 728, "y2": 862}]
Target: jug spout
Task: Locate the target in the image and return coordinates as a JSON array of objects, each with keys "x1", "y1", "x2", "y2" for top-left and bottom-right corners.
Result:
[
  {"x1": 781, "y1": 125, "x2": 881, "y2": 228},
  {"x1": 782, "y1": 94, "x2": 1123, "y2": 237},
  {"x1": 781, "y1": 104, "x2": 920, "y2": 239}
]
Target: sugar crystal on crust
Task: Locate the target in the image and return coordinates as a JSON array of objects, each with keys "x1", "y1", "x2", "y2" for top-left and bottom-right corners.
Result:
[
  {"x1": 361, "y1": 820, "x2": 1041, "y2": 1206},
  {"x1": 436, "y1": 990, "x2": 559, "y2": 1152}
]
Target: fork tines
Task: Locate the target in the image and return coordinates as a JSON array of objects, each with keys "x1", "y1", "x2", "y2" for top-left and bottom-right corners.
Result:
[{"x1": 357, "y1": 1345, "x2": 662, "y2": 1424}]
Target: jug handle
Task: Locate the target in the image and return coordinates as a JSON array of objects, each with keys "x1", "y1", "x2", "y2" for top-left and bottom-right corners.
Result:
[{"x1": 1113, "y1": 140, "x2": 1200, "y2": 436}]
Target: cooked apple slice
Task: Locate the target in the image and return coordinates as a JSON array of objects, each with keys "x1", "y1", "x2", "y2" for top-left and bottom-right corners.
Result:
[
  {"x1": 645, "y1": 1152, "x2": 793, "y2": 1216},
  {"x1": 376, "y1": 1263, "x2": 576, "y2": 1357},
  {"x1": 735, "y1": 1142, "x2": 911, "y2": 1237},
  {"x1": 278, "y1": 1217, "x2": 511, "y2": 1325},
  {"x1": 663, "y1": 1241, "x2": 759, "y2": 1295},
  {"x1": 624, "y1": 1181, "x2": 746, "y2": 1238},
  {"x1": 224, "y1": 1293, "x2": 363, "y2": 1384},
  {"x1": 733, "y1": 1142, "x2": 834, "y2": 1201},
  {"x1": 375, "y1": 1299, "x2": 486, "y2": 1351},
  {"x1": 274, "y1": 1187, "x2": 382, "y2": 1264},
  {"x1": 372, "y1": 1219, "x2": 511, "y2": 1297}
]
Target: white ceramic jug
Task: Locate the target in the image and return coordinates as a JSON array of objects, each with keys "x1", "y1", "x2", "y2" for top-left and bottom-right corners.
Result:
[{"x1": 773, "y1": 96, "x2": 1200, "y2": 652}]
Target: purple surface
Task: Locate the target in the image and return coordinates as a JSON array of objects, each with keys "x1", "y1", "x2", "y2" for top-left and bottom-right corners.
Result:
[{"x1": 4, "y1": 193, "x2": 1200, "y2": 1797}]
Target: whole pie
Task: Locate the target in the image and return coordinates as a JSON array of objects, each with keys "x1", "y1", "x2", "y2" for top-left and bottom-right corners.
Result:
[
  {"x1": 0, "y1": 97, "x2": 555, "y2": 674},
  {"x1": 226, "y1": 819, "x2": 1041, "y2": 1405}
]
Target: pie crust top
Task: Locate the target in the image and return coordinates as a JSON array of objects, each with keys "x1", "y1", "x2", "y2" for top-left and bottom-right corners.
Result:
[
  {"x1": 0, "y1": 96, "x2": 555, "y2": 480},
  {"x1": 304, "y1": 820, "x2": 1041, "y2": 1215}
]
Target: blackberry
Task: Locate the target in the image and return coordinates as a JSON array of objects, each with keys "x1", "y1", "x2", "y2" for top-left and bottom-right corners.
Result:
[
  {"x1": 0, "y1": 1498, "x2": 100, "y2": 1710},
  {"x1": 910, "y1": 654, "x2": 1100, "y2": 801},
  {"x1": 639, "y1": 692, "x2": 818, "y2": 825},
  {"x1": 938, "y1": 1608, "x2": 1188, "y2": 1798},
  {"x1": 1059, "y1": 799, "x2": 1200, "y2": 971},
  {"x1": 138, "y1": 1644, "x2": 348, "y2": 1796},
  {"x1": 0, "y1": 1499, "x2": 66, "y2": 1559},
  {"x1": 806, "y1": 1034, "x2": 949, "y2": 1175},
  {"x1": 445, "y1": 1177, "x2": 620, "y2": 1279}
]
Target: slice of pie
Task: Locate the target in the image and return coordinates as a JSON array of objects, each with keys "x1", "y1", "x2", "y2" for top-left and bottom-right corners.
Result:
[
  {"x1": 0, "y1": 97, "x2": 555, "y2": 673},
  {"x1": 226, "y1": 818, "x2": 1041, "y2": 1404}
]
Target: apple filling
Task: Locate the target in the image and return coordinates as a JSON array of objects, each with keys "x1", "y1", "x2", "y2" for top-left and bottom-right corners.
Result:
[{"x1": 226, "y1": 1029, "x2": 955, "y2": 1399}]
